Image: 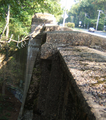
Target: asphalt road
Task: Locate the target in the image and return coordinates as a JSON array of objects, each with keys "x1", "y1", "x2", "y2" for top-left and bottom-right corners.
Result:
[{"x1": 73, "y1": 28, "x2": 106, "y2": 38}]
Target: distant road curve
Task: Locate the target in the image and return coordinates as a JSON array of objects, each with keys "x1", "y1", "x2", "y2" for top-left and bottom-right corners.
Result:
[{"x1": 73, "y1": 28, "x2": 106, "y2": 38}]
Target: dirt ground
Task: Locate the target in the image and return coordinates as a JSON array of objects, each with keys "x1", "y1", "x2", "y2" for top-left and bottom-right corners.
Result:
[{"x1": 0, "y1": 86, "x2": 21, "y2": 120}]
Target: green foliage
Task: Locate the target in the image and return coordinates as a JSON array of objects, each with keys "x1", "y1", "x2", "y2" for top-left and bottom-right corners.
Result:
[
  {"x1": 0, "y1": 0, "x2": 62, "y2": 41},
  {"x1": 97, "y1": 19, "x2": 104, "y2": 30},
  {"x1": 9, "y1": 18, "x2": 30, "y2": 39},
  {"x1": 63, "y1": 0, "x2": 106, "y2": 30},
  {"x1": 66, "y1": 22, "x2": 75, "y2": 28},
  {"x1": 0, "y1": 20, "x2": 5, "y2": 34}
]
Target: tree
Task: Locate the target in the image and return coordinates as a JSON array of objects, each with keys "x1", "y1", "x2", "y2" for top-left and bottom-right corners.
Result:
[
  {"x1": 65, "y1": 0, "x2": 106, "y2": 30},
  {"x1": 0, "y1": 0, "x2": 62, "y2": 40}
]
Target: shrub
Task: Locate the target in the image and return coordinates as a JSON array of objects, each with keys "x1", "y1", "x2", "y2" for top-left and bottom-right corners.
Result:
[
  {"x1": 98, "y1": 24, "x2": 103, "y2": 30},
  {"x1": 66, "y1": 22, "x2": 75, "y2": 28}
]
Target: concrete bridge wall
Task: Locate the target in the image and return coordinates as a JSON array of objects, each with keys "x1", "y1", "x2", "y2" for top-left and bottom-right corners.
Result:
[
  {"x1": 31, "y1": 52, "x2": 96, "y2": 120},
  {"x1": 5, "y1": 25, "x2": 105, "y2": 120},
  {"x1": 18, "y1": 27, "x2": 106, "y2": 120},
  {"x1": 0, "y1": 47, "x2": 27, "y2": 102},
  {"x1": 12, "y1": 13, "x2": 106, "y2": 120},
  {"x1": 30, "y1": 30, "x2": 106, "y2": 120}
]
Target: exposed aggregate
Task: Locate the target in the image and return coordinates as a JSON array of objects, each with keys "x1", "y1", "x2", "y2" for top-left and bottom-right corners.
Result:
[{"x1": 59, "y1": 46, "x2": 106, "y2": 107}]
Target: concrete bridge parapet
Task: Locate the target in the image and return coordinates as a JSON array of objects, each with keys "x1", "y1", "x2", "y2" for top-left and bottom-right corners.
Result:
[
  {"x1": 37, "y1": 30, "x2": 106, "y2": 120},
  {"x1": 17, "y1": 26, "x2": 106, "y2": 120},
  {"x1": 18, "y1": 13, "x2": 106, "y2": 120}
]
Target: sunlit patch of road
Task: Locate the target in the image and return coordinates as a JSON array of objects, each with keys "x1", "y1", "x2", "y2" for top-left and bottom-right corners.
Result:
[{"x1": 73, "y1": 28, "x2": 106, "y2": 38}]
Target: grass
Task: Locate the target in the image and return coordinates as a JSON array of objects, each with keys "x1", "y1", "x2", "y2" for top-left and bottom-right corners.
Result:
[{"x1": 72, "y1": 27, "x2": 85, "y2": 31}]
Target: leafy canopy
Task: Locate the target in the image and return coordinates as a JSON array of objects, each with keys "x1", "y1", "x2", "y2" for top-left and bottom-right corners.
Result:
[
  {"x1": 0, "y1": 0, "x2": 62, "y2": 39},
  {"x1": 65, "y1": 0, "x2": 106, "y2": 30}
]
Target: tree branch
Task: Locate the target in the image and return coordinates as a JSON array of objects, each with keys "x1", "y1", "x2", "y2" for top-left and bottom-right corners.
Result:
[{"x1": 0, "y1": 24, "x2": 46, "y2": 48}]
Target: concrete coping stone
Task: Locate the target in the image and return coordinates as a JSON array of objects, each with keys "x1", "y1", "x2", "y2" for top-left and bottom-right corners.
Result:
[{"x1": 46, "y1": 31, "x2": 80, "y2": 34}]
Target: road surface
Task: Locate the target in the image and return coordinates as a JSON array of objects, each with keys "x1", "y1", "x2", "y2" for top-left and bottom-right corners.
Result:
[{"x1": 73, "y1": 28, "x2": 106, "y2": 38}]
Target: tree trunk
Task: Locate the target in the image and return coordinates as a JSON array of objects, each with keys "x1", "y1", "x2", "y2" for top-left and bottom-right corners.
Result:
[
  {"x1": 6, "y1": 5, "x2": 10, "y2": 38},
  {"x1": 2, "y1": 4, "x2": 10, "y2": 95}
]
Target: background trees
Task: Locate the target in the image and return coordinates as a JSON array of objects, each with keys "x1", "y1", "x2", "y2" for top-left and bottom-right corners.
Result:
[{"x1": 61, "y1": 0, "x2": 106, "y2": 30}]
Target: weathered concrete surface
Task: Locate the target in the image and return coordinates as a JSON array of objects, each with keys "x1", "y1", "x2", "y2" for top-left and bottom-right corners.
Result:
[
  {"x1": 18, "y1": 37, "x2": 43, "y2": 119},
  {"x1": 17, "y1": 23, "x2": 47, "y2": 120},
  {"x1": 18, "y1": 13, "x2": 62, "y2": 120},
  {"x1": 0, "y1": 47, "x2": 27, "y2": 100},
  {"x1": 35, "y1": 30, "x2": 106, "y2": 120},
  {"x1": 31, "y1": 13, "x2": 73, "y2": 33},
  {"x1": 32, "y1": 51, "x2": 96, "y2": 120},
  {"x1": 17, "y1": 27, "x2": 106, "y2": 120},
  {"x1": 31, "y1": 13, "x2": 57, "y2": 33},
  {"x1": 59, "y1": 46, "x2": 106, "y2": 120},
  {"x1": 17, "y1": 13, "x2": 106, "y2": 120},
  {"x1": 41, "y1": 31, "x2": 106, "y2": 55}
]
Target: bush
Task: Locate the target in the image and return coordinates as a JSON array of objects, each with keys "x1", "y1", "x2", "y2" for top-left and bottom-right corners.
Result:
[
  {"x1": 98, "y1": 24, "x2": 103, "y2": 30},
  {"x1": 65, "y1": 22, "x2": 75, "y2": 28}
]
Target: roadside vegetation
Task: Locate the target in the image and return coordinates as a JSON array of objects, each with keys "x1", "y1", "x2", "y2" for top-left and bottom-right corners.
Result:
[
  {"x1": 59, "y1": 0, "x2": 106, "y2": 30},
  {"x1": 65, "y1": 22, "x2": 75, "y2": 28}
]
